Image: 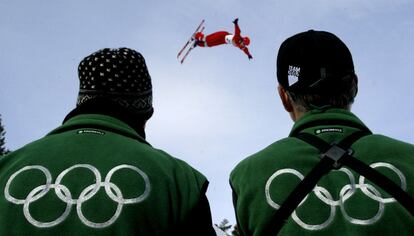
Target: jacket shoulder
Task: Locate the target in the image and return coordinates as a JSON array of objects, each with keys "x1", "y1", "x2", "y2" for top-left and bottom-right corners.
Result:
[
  {"x1": 231, "y1": 137, "x2": 300, "y2": 180},
  {"x1": 363, "y1": 134, "x2": 414, "y2": 147},
  {"x1": 155, "y1": 148, "x2": 207, "y2": 183}
]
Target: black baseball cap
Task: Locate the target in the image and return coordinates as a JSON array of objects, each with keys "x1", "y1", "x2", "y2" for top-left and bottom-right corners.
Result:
[{"x1": 277, "y1": 30, "x2": 356, "y2": 94}]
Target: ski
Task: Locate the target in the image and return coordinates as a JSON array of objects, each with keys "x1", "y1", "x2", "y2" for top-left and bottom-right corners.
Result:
[
  {"x1": 179, "y1": 26, "x2": 205, "y2": 64},
  {"x1": 177, "y1": 19, "x2": 205, "y2": 62},
  {"x1": 180, "y1": 44, "x2": 195, "y2": 64}
]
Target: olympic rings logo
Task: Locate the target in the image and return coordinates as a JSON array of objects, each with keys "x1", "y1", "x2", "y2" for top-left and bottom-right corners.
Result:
[
  {"x1": 265, "y1": 162, "x2": 407, "y2": 231},
  {"x1": 4, "y1": 164, "x2": 151, "y2": 228}
]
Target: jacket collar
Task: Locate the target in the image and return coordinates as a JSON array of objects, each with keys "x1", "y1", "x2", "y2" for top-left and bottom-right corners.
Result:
[
  {"x1": 289, "y1": 108, "x2": 371, "y2": 137},
  {"x1": 47, "y1": 114, "x2": 150, "y2": 146}
]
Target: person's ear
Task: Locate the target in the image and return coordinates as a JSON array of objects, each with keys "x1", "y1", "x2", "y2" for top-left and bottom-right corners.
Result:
[{"x1": 278, "y1": 85, "x2": 293, "y2": 113}]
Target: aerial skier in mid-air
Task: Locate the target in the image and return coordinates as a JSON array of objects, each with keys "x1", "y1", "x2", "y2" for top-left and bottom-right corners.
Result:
[{"x1": 177, "y1": 18, "x2": 253, "y2": 64}]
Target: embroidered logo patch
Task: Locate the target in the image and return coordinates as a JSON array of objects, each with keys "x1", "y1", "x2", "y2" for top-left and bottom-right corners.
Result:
[
  {"x1": 77, "y1": 129, "x2": 105, "y2": 135},
  {"x1": 4, "y1": 164, "x2": 151, "y2": 228},
  {"x1": 288, "y1": 65, "x2": 301, "y2": 86},
  {"x1": 315, "y1": 128, "x2": 343, "y2": 135},
  {"x1": 265, "y1": 163, "x2": 407, "y2": 231}
]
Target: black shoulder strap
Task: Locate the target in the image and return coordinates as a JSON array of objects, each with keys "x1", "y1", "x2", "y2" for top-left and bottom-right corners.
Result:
[{"x1": 268, "y1": 130, "x2": 414, "y2": 235}]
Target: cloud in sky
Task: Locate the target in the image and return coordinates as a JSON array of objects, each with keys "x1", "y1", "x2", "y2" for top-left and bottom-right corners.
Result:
[
  {"x1": 317, "y1": 0, "x2": 410, "y2": 16},
  {"x1": 271, "y1": 0, "x2": 411, "y2": 20}
]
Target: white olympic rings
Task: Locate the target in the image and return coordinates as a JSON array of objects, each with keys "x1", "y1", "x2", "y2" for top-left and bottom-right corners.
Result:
[
  {"x1": 265, "y1": 162, "x2": 406, "y2": 231},
  {"x1": 4, "y1": 164, "x2": 151, "y2": 228}
]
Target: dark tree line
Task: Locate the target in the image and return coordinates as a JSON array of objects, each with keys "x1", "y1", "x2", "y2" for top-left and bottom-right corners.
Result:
[
  {"x1": 216, "y1": 219, "x2": 239, "y2": 236},
  {"x1": 0, "y1": 114, "x2": 10, "y2": 155}
]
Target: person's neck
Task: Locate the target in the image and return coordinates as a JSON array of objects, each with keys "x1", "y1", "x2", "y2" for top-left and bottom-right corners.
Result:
[
  {"x1": 291, "y1": 105, "x2": 352, "y2": 122},
  {"x1": 290, "y1": 108, "x2": 305, "y2": 122},
  {"x1": 63, "y1": 100, "x2": 147, "y2": 139}
]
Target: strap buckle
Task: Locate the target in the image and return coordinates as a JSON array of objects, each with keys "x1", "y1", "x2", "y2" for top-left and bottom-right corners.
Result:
[{"x1": 320, "y1": 143, "x2": 352, "y2": 169}]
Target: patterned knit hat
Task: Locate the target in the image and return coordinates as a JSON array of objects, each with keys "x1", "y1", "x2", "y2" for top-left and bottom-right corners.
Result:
[{"x1": 77, "y1": 48, "x2": 153, "y2": 115}]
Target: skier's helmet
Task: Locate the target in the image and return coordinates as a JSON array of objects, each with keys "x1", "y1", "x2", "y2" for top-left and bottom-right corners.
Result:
[{"x1": 243, "y1": 37, "x2": 250, "y2": 46}]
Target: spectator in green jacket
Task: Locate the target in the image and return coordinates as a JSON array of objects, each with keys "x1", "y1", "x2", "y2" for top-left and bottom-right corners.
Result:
[
  {"x1": 230, "y1": 30, "x2": 414, "y2": 236},
  {"x1": 0, "y1": 48, "x2": 216, "y2": 236}
]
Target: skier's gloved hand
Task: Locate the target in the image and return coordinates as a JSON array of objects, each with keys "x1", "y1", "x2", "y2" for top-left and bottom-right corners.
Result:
[
  {"x1": 248, "y1": 55, "x2": 253, "y2": 60},
  {"x1": 233, "y1": 18, "x2": 239, "y2": 24}
]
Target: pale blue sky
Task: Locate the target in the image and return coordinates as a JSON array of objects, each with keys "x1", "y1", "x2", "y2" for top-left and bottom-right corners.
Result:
[{"x1": 1, "y1": 0, "x2": 414, "y2": 225}]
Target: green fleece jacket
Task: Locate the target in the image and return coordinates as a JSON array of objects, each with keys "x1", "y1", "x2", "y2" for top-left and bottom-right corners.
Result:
[
  {"x1": 0, "y1": 114, "x2": 215, "y2": 235},
  {"x1": 231, "y1": 109, "x2": 414, "y2": 236}
]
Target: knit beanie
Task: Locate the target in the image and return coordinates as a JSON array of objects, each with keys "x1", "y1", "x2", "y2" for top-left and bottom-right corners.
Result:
[{"x1": 77, "y1": 48, "x2": 153, "y2": 116}]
